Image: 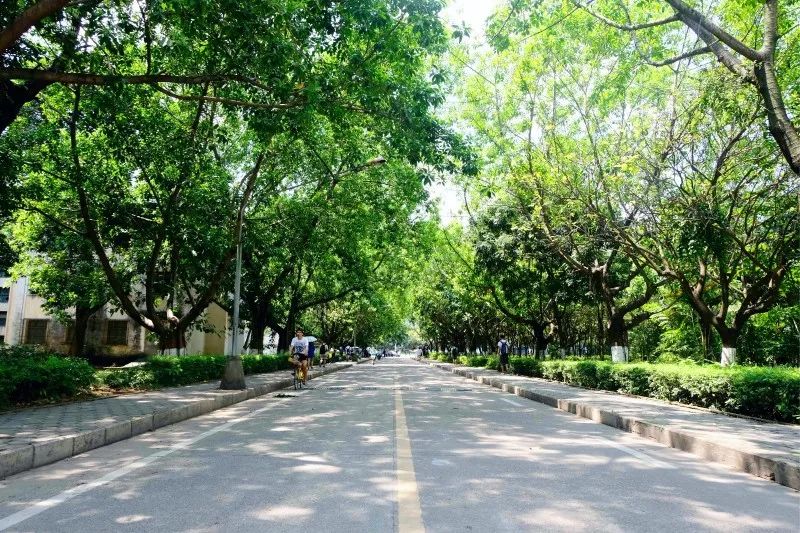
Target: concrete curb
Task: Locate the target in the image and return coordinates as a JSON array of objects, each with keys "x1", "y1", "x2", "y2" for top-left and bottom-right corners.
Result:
[
  {"x1": 422, "y1": 360, "x2": 800, "y2": 491},
  {"x1": 0, "y1": 363, "x2": 353, "y2": 480}
]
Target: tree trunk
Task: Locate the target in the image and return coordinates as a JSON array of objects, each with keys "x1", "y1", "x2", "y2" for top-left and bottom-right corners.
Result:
[
  {"x1": 596, "y1": 304, "x2": 605, "y2": 355},
  {"x1": 699, "y1": 318, "x2": 713, "y2": 359},
  {"x1": 70, "y1": 303, "x2": 95, "y2": 357},
  {"x1": 275, "y1": 324, "x2": 290, "y2": 353},
  {"x1": 607, "y1": 313, "x2": 628, "y2": 363},
  {"x1": 247, "y1": 308, "x2": 268, "y2": 353},
  {"x1": 716, "y1": 326, "x2": 739, "y2": 366},
  {"x1": 532, "y1": 323, "x2": 549, "y2": 359}
]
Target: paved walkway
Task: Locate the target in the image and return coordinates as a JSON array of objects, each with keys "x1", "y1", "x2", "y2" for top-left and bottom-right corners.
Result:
[
  {"x1": 0, "y1": 362, "x2": 359, "y2": 478},
  {"x1": 424, "y1": 360, "x2": 800, "y2": 490}
]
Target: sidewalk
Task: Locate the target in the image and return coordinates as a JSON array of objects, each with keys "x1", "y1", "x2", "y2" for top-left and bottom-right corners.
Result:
[
  {"x1": 423, "y1": 360, "x2": 800, "y2": 490},
  {"x1": 0, "y1": 361, "x2": 359, "y2": 479}
]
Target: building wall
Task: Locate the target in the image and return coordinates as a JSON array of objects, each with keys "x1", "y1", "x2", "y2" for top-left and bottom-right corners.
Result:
[
  {"x1": 0, "y1": 274, "x2": 10, "y2": 344},
  {"x1": 205, "y1": 303, "x2": 227, "y2": 355},
  {"x1": 0, "y1": 276, "x2": 229, "y2": 357}
]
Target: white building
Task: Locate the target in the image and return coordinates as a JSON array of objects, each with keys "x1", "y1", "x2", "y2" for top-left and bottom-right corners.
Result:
[{"x1": 0, "y1": 273, "x2": 228, "y2": 358}]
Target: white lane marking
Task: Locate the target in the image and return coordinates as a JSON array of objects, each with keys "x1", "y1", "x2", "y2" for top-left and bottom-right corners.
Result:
[
  {"x1": 0, "y1": 392, "x2": 306, "y2": 531},
  {"x1": 500, "y1": 397, "x2": 524, "y2": 407},
  {"x1": 594, "y1": 437, "x2": 675, "y2": 469},
  {"x1": 394, "y1": 389, "x2": 425, "y2": 533}
]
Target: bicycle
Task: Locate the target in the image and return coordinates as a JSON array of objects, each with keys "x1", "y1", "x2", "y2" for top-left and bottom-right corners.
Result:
[
  {"x1": 290, "y1": 354, "x2": 305, "y2": 390},
  {"x1": 293, "y1": 363, "x2": 304, "y2": 390}
]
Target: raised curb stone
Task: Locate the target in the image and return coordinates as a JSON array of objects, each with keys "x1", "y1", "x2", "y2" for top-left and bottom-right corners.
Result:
[
  {"x1": 0, "y1": 446, "x2": 33, "y2": 479},
  {"x1": 32, "y1": 437, "x2": 74, "y2": 469}
]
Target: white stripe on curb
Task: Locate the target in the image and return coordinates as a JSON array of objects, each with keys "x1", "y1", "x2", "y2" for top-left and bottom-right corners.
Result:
[
  {"x1": 500, "y1": 397, "x2": 524, "y2": 407},
  {"x1": 594, "y1": 437, "x2": 675, "y2": 469}
]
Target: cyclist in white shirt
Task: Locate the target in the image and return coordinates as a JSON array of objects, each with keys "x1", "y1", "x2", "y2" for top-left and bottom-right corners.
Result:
[{"x1": 290, "y1": 328, "x2": 309, "y2": 384}]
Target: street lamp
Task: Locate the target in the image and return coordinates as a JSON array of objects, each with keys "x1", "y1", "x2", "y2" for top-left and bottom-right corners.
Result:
[{"x1": 221, "y1": 155, "x2": 386, "y2": 389}]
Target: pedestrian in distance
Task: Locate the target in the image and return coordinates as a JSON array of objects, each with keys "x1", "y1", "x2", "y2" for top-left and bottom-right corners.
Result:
[
  {"x1": 498, "y1": 335, "x2": 510, "y2": 373},
  {"x1": 319, "y1": 342, "x2": 329, "y2": 367},
  {"x1": 306, "y1": 335, "x2": 317, "y2": 369}
]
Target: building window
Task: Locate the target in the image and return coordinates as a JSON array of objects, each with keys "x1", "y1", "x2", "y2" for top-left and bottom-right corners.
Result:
[
  {"x1": 106, "y1": 320, "x2": 129, "y2": 346},
  {"x1": 0, "y1": 287, "x2": 8, "y2": 303},
  {"x1": 24, "y1": 319, "x2": 48, "y2": 345},
  {"x1": 0, "y1": 311, "x2": 6, "y2": 327}
]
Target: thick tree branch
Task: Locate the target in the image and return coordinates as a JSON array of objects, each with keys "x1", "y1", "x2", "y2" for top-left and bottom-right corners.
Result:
[
  {"x1": 664, "y1": 0, "x2": 759, "y2": 60},
  {"x1": 0, "y1": 0, "x2": 72, "y2": 55},
  {"x1": 0, "y1": 69, "x2": 275, "y2": 91},
  {"x1": 644, "y1": 45, "x2": 711, "y2": 67}
]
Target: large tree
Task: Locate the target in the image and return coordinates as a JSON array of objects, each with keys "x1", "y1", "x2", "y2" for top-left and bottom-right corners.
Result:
[{"x1": 604, "y1": 76, "x2": 800, "y2": 365}]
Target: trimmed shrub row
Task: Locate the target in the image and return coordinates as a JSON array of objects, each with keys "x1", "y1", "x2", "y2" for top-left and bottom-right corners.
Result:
[
  {"x1": 0, "y1": 355, "x2": 95, "y2": 407},
  {"x1": 1, "y1": 350, "x2": 325, "y2": 409},
  {"x1": 431, "y1": 355, "x2": 800, "y2": 423},
  {"x1": 97, "y1": 354, "x2": 294, "y2": 391}
]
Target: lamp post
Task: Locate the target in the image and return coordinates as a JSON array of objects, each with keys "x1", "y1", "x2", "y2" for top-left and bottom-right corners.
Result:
[
  {"x1": 220, "y1": 208, "x2": 247, "y2": 389},
  {"x1": 230, "y1": 221, "x2": 244, "y2": 357},
  {"x1": 221, "y1": 155, "x2": 386, "y2": 389}
]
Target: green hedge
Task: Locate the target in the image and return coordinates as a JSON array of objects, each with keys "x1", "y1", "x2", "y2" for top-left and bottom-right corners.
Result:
[
  {"x1": 98, "y1": 354, "x2": 294, "y2": 390},
  {"x1": 1, "y1": 351, "x2": 303, "y2": 409},
  {"x1": 445, "y1": 355, "x2": 800, "y2": 423},
  {"x1": 509, "y1": 357, "x2": 541, "y2": 377},
  {"x1": 457, "y1": 355, "x2": 488, "y2": 367},
  {"x1": 0, "y1": 355, "x2": 95, "y2": 407},
  {"x1": 543, "y1": 361, "x2": 800, "y2": 422},
  {"x1": 242, "y1": 353, "x2": 295, "y2": 374}
]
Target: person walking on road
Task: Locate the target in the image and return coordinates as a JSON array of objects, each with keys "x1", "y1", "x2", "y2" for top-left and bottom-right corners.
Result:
[
  {"x1": 307, "y1": 335, "x2": 317, "y2": 369},
  {"x1": 319, "y1": 342, "x2": 329, "y2": 367},
  {"x1": 498, "y1": 335, "x2": 510, "y2": 373}
]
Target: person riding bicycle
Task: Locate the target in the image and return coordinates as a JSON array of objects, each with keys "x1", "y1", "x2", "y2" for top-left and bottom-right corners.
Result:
[{"x1": 290, "y1": 328, "x2": 309, "y2": 384}]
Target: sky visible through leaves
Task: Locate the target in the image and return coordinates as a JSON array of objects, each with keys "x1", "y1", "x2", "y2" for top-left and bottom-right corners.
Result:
[{"x1": 429, "y1": 0, "x2": 503, "y2": 225}]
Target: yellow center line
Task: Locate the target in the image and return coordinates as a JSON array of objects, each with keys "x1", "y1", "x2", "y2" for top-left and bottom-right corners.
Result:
[{"x1": 395, "y1": 388, "x2": 425, "y2": 533}]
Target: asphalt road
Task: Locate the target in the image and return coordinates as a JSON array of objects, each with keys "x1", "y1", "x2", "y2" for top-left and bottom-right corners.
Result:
[{"x1": 0, "y1": 358, "x2": 797, "y2": 532}]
